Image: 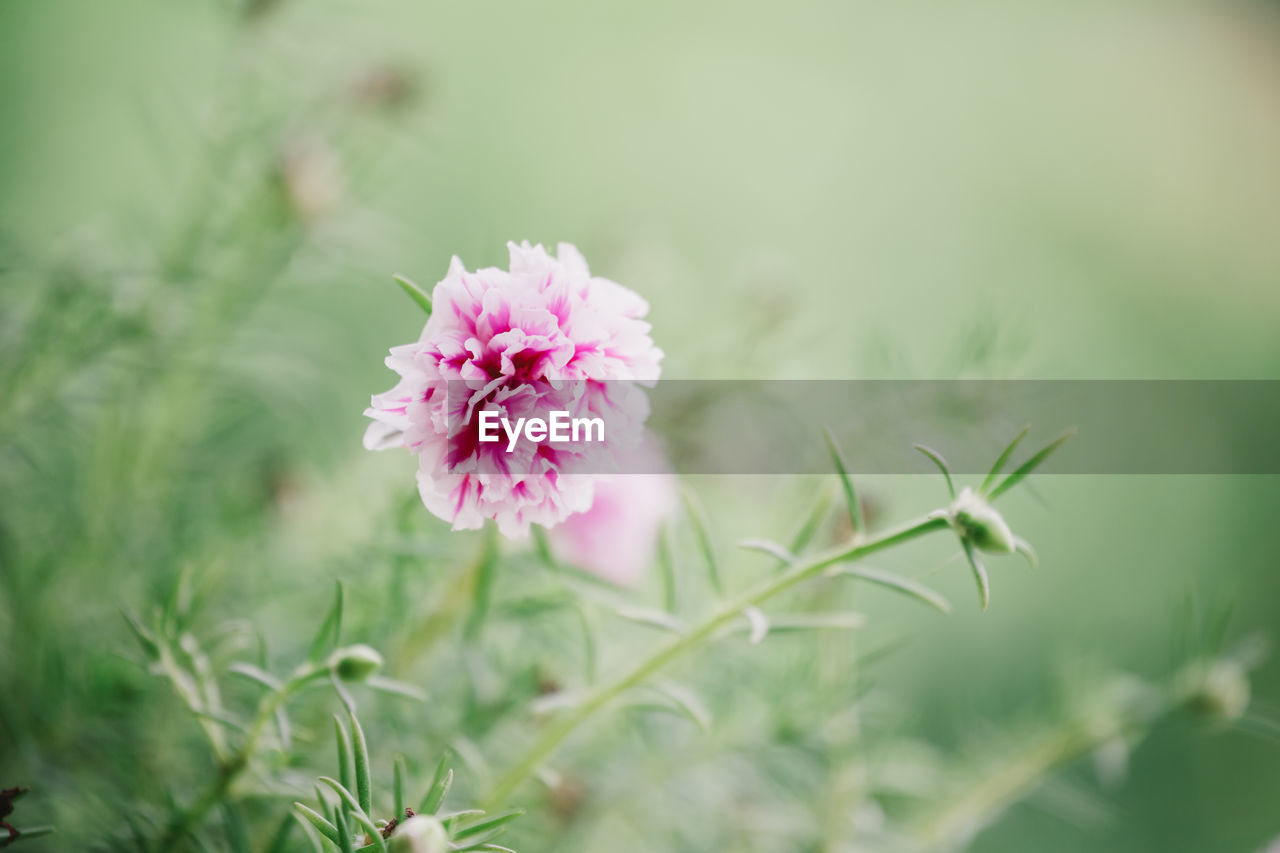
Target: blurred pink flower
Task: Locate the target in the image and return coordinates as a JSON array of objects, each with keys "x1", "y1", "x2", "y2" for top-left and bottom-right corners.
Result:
[
  {"x1": 548, "y1": 442, "x2": 677, "y2": 586},
  {"x1": 364, "y1": 242, "x2": 662, "y2": 537}
]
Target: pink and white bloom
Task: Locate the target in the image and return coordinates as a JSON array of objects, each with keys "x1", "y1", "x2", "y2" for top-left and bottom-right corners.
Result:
[
  {"x1": 548, "y1": 440, "x2": 677, "y2": 586},
  {"x1": 364, "y1": 242, "x2": 662, "y2": 537}
]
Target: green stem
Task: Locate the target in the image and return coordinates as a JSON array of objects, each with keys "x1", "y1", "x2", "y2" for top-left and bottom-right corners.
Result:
[
  {"x1": 157, "y1": 664, "x2": 327, "y2": 850},
  {"x1": 909, "y1": 679, "x2": 1185, "y2": 848},
  {"x1": 480, "y1": 513, "x2": 951, "y2": 809}
]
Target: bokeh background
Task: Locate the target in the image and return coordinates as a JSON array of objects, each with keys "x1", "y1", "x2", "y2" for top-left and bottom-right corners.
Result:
[{"x1": 3, "y1": 0, "x2": 1280, "y2": 850}]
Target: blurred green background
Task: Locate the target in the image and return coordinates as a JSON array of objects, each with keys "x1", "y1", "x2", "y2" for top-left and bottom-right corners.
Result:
[{"x1": 2, "y1": 0, "x2": 1279, "y2": 850}]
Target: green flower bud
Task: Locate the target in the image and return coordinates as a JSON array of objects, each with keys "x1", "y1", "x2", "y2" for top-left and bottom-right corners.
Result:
[
  {"x1": 390, "y1": 816, "x2": 449, "y2": 853},
  {"x1": 1185, "y1": 660, "x2": 1250, "y2": 724},
  {"x1": 950, "y1": 487, "x2": 1017, "y2": 555},
  {"x1": 328, "y1": 644, "x2": 383, "y2": 682}
]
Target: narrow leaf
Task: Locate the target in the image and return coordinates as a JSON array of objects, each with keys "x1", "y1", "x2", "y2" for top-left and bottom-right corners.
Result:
[
  {"x1": 743, "y1": 606, "x2": 769, "y2": 645},
  {"x1": 576, "y1": 601, "x2": 598, "y2": 684},
  {"x1": 275, "y1": 707, "x2": 292, "y2": 752},
  {"x1": 347, "y1": 810, "x2": 387, "y2": 853},
  {"x1": 120, "y1": 609, "x2": 160, "y2": 658},
  {"x1": 988, "y1": 428, "x2": 1076, "y2": 501},
  {"x1": 738, "y1": 538, "x2": 795, "y2": 564},
  {"x1": 657, "y1": 523, "x2": 678, "y2": 613},
  {"x1": 822, "y1": 426, "x2": 865, "y2": 535},
  {"x1": 365, "y1": 675, "x2": 429, "y2": 703},
  {"x1": 349, "y1": 711, "x2": 372, "y2": 815},
  {"x1": 394, "y1": 274, "x2": 433, "y2": 315},
  {"x1": 652, "y1": 681, "x2": 712, "y2": 731},
  {"x1": 293, "y1": 803, "x2": 340, "y2": 846},
  {"x1": 394, "y1": 755, "x2": 407, "y2": 820},
  {"x1": 228, "y1": 662, "x2": 283, "y2": 691},
  {"x1": 331, "y1": 671, "x2": 357, "y2": 715},
  {"x1": 913, "y1": 444, "x2": 955, "y2": 499},
  {"x1": 317, "y1": 777, "x2": 363, "y2": 818},
  {"x1": 962, "y1": 540, "x2": 991, "y2": 611},
  {"x1": 332, "y1": 806, "x2": 355, "y2": 853},
  {"x1": 420, "y1": 754, "x2": 453, "y2": 814},
  {"x1": 453, "y1": 810, "x2": 525, "y2": 840},
  {"x1": 308, "y1": 581, "x2": 344, "y2": 663},
  {"x1": 440, "y1": 810, "x2": 485, "y2": 833},
  {"x1": 615, "y1": 605, "x2": 685, "y2": 633},
  {"x1": 681, "y1": 487, "x2": 723, "y2": 596},
  {"x1": 787, "y1": 481, "x2": 836, "y2": 557},
  {"x1": 292, "y1": 813, "x2": 325, "y2": 853},
  {"x1": 464, "y1": 527, "x2": 499, "y2": 641},
  {"x1": 222, "y1": 804, "x2": 250, "y2": 853},
  {"x1": 827, "y1": 566, "x2": 953, "y2": 614},
  {"x1": 980, "y1": 424, "x2": 1031, "y2": 495},
  {"x1": 1014, "y1": 537, "x2": 1038, "y2": 569},
  {"x1": 334, "y1": 715, "x2": 353, "y2": 793},
  {"x1": 265, "y1": 814, "x2": 296, "y2": 853},
  {"x1": 760, "y1": 612, "x2": 866, "y2": 632}
]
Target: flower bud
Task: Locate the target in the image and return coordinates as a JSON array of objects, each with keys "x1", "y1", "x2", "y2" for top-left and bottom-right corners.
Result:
[
  {"x1": 950, "y1": 487, "x2": 1017, "y2": 555},
  {"x1": 328, "y1": 644, "x2": 383, "y2": 682},
  {"x1": 390, "y1": 816, "x2": 449, "y2": 853},
  {"x1": 1185, "y1": 660, "x2": 1250, "y2": 724}
]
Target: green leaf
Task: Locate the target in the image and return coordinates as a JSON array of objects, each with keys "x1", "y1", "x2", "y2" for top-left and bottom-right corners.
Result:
[
  {"x1": 464, "y1": 526, "x2": 499, "y2": 641},
  {"x1": 333, "y1": 806, "x2": 356, "y2": 853},
  {"x1": 453, "y1": 810, "x2": 525, "y2": 841},
  {"x1": 393, "y1": 755, "x2": 406, "y2": 820},
  {"x1": 914, "y1": 444, "x2": 955, "y2": 499},
  {"x1": 349, "y1": 711, "x2": 372, "y2": 815},
  {"x1": 346, "y1": 809, "x2": 387, "y2": 853},
  {"x1": 120, "y1": 608, "x2": 159, "y2": 658},
  {"x1": 743, "y1": 606, "x2": 769, "y2": 645},
  {"x1": 365, "y1": 675, "x2": 429, "y2": 703},
  {"x1": 308, "y1": 581, "x2": 344, "y2": 664},
  {"x1": 822, "y1": 426, "x2": 865, "y2": 535},
  {"x1": 228, "y1": 662, "x2": 283, "y2": 691},
  {"x1": 317, "y1": 777, "x2": 363, "y2": 817},
  {"x1": 962, "y1": 539, "x2": 991, "y2": 611},
  {"x1": 292, "y1": 813, "x2": 326, "y2": 853},
  {"x1": 222, "y1": 804, "x2": 250, "y2": 853},
  {"x1": 275, "y1": 707, "x2": 292, "y2": 752},
  {"x1": 333, "y1": 715, "x2": 354, "y2": 796},
  {"x1": 7, "y1": 826, "x2": 55, "y2": 843},
  {"x1": 530, "y1": 524, "x2": 557, "y2": 571},
  {"x1": 980, "y1": 424, "x2": 1030, "y2": 495},
  {"x1": 1014, "y1": 537, "x2": 1038, "y2": 569},
  {"x1": 440, "y1": 810, "x2": 485, "y2": 834},
  {"x1": 394, "y1": 274, "x2": 433, "y2": 315},
  {"x1": 265, "y1": 814, "x2": 296, "y2": 853},
  {"x1": 988, "y1": 428, "x2": 1076, "y2": 501},
  {"x1": 651, "y1": 681, "x2": 712, "y2": 732},
  {"x1": 738, "y1": 538, "x2": 795, "y2": 563},
  {"x1": 827, "y1": 566, "x2": 953, "y2": 614},
  {"x1": 420, "y1": 754, "x2": 453, "y2": 814},
  {"x1": 787, "y1": 481, "x2": 836, "y2": 558},
  {"x1": 657, "y1": 523, "x2": 678, "y2": 613},
  {"x1": 293, "y1": 803, "x2": 340, "y2": 846},
  {"x1": 754, "y1": 612, "x2": 865, "y2": 632},
  {"x1": 681, "y1": 486, "x2": 723, "y2": 596},
  {"x1": 615, "y1": 605, "x2": 685, "y2": 633},
  {"x1": 576, "y1": 601, "x2": 598, "y2": 684}
]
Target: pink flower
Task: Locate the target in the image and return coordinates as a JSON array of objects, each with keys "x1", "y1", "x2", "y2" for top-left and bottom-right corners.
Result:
[
  {"x1": 364, "y1": 242, "x2": 663, "y2": 537},
  {"x1": 548, "y1": 441, "x2": 677, "y2": 586}
]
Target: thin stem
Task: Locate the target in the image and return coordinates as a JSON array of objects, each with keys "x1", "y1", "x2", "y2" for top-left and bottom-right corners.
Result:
[
  {"x1": 480, "y1": 512, "x2": 951, "y2": 809},
  {"x1": 158, "y1": 664, "x2": 327, "y2": 850}
]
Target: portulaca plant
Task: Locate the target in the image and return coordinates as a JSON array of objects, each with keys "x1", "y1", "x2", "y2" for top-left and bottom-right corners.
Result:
[{"x1": 80, "y1": 243, "x2": 1258, "y2": 853}]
